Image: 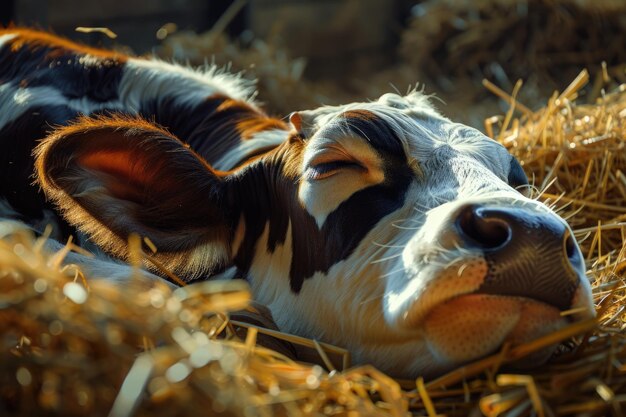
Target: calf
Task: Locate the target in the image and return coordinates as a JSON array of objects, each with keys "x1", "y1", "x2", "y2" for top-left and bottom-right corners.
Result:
[{"x1": 0, "y1": 28, "x2": 594, "y2": 378}]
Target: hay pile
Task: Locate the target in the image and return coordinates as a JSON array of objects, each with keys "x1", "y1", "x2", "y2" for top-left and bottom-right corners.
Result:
[
  {"x1": 491, "y1": 70, "x2": 626, "y2": 259},
  {"x1": 0, "y1": 224, "x2": 406, "y2": 417},
  {"x1": 2, "y1": 76, "x2": 626, "y2": 416},
  {"x1": 398, "y1": 0, "x2": 626, "y2": 126}
]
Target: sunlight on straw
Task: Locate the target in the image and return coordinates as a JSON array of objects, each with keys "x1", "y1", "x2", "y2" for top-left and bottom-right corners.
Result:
[
  {"x1": 75, "y1": 26, "x2": 118, "y2": 39},
  {"x1": 108, "y1": 354, "x2": 153, "y2": 417},
  {"x1": 416, "y1": 377, "x2": 438, "y2": 417},
  {"x1": 497, "y1": 374, "x2": 544, "y2": 417}
]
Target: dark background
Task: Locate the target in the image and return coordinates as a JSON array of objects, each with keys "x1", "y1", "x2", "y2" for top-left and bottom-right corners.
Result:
[{"x1": 5, "y1": 0, "x2": 626, "y2": 127}]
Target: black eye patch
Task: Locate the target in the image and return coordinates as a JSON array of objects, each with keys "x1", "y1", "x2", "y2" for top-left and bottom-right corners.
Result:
[
  {"x1": 333, "y1": 110, "x2": 406, "y2": 158},
  {"x1": 508, "y1": 156, "x2": 529, "y2": 189}
]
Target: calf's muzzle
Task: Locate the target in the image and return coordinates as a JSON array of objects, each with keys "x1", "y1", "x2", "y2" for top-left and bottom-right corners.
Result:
[{"x1": 456, "y1": 204, "x2": 583, "y2": 311}]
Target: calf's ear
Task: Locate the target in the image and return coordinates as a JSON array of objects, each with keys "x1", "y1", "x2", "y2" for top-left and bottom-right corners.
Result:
[{"x1": 35, "y1": 115, "x2": 233, "y2": 281}]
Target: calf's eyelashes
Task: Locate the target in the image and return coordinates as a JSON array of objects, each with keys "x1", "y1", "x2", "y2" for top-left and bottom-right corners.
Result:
[{"x1": 305, "y1": 159, "x2": 366, "y2": 181}]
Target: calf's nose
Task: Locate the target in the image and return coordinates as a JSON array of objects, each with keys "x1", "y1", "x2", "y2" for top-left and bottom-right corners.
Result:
[{"x1": 455, "y1": 205, "x2": 583, "y2": 310}]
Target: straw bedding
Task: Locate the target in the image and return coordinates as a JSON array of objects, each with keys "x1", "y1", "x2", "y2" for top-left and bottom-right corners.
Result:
[{"x1": 1, "y1": 69, "x2": 626, "y2": 416}]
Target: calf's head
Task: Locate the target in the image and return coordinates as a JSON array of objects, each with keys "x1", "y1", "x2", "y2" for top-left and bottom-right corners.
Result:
[{"x1": 36, "y1": 95, "x2": 594, "y2": 378}]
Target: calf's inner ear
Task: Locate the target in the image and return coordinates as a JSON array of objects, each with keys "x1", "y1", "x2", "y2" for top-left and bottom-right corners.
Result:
[{"x1": 35, "y1": 116, "x2": 234, "y2": 280}]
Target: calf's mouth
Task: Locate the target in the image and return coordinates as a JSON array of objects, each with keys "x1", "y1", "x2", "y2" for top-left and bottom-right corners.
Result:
[{"x1": 423, "y1": 294, "x2": 570, "y2": 365}]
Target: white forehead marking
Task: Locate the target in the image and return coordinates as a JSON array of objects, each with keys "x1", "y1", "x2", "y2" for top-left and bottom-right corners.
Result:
[{"x1": 443, "y1": 123, "x2": 512, "y2": 181}]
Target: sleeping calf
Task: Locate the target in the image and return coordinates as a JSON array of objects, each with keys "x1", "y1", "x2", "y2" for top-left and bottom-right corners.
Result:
[{"x1": 0, "y1": 28, "x2": 594, "y2": 378}]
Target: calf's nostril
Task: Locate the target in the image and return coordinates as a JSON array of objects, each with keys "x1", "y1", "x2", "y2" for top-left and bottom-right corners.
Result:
[
  {"x1": 564, "y1": 234, "x2": 577, "y2": 260},
  {"x1": 457, "y1": 205, "x2": 511, "y2": 250},
  {"x1": 453, "y1": 205, "x2": 583, "y2": 310}
]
